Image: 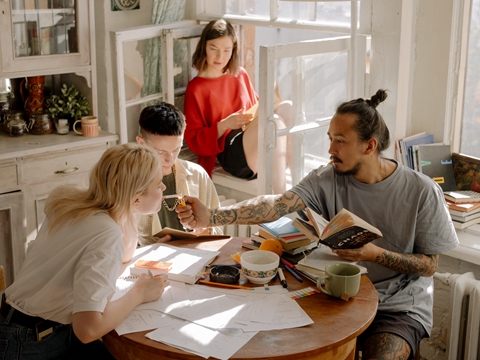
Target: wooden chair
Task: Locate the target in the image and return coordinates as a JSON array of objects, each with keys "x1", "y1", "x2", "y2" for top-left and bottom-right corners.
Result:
[{"x1": 0, "y1": 265, "x2": 6, "y2": 292}]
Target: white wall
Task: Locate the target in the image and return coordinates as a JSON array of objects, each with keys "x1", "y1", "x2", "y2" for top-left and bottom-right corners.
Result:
[
  {"x1": 94, "y1": 0, "x2": 153, "y2": 132},
  {"x1": 411, "y1": 0, "x2": 453, "y2": 143}
]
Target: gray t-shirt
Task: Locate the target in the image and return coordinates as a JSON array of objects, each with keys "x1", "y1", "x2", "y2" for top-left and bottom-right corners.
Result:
[{"x1": 291, "y1": 160, "x2": 458, "y2": 335}]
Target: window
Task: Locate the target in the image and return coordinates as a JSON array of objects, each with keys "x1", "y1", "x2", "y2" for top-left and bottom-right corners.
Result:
[
  {"x1": 460, "y1": 0, "x2": 480, "y2": 158},
  {"x1": 112, "y1": 1, "x2": 371, "y2": 194}
]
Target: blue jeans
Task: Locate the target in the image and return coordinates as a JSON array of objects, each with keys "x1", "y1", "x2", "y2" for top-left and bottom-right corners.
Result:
[{"x1": 0, "y1": 314, "x2": 115, "y2": 360}]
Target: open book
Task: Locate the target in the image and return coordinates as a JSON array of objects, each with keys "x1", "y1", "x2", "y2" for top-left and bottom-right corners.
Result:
[
  {"x1": 126, "y1": 243, "x2": 220, "y2": 284},
  {"x1": 295, "y1": 245, "x2": 368, "y2": 280},
  {"x1": 154, "y1": 227, "x2": 231, "y2": 241},
  {"x1": 242, "y1": 102, "x2": 259, "y2": 132},
  {"x1": 292, "y1": 208, "x2": 383, "y2": 249}
]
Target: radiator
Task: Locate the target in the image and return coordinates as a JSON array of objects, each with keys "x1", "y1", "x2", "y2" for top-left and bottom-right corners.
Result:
[{"x1": 438, "y1": 272, "x2": 480, "y2": 359}]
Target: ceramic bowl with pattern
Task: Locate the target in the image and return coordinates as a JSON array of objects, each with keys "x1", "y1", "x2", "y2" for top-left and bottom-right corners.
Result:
[{"x1": 240, "y1": 250, "x2": 280, "y2": 284}]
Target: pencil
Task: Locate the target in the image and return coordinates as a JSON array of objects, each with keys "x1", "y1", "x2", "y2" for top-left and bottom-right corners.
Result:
[
  {"x1": 284, "y1": 265, "x2": 303, "y2": 283},
  {"x1": 198, "y1": 280, "x2": 253, "y2": 290}
]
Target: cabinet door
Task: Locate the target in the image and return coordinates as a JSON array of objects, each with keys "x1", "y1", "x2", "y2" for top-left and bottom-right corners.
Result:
[
  {"x1": 0, "y1": 191, "x2": 27, "y2": 287},
  {"x1": 0, "y1": 0, "x2": 92, "y2": 75},
  {"x1": 23, "y1": 172, "x2": 89, "y2": 244}
]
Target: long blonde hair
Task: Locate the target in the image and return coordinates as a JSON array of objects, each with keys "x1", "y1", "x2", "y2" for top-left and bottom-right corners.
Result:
[{"x1": 45, "y1": 143, "x2": 159, "y2": 234}]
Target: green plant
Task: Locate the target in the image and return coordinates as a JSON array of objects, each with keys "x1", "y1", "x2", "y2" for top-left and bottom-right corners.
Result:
[{"x1": 46, "y1": 84, "x2": 90, "y2": 120}]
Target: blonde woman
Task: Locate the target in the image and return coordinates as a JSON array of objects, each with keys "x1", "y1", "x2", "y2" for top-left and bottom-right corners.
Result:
[{"x1": 0, "y1": 144, "x2": 170, "y2": 360}]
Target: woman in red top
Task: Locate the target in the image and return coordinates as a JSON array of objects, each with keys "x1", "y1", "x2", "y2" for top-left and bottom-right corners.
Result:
[{"x1": 184, "y1": 19, "x2": 292, "y2": 192}]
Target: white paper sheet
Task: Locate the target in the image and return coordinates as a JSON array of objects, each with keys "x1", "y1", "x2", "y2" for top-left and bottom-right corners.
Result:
[{"x1": 146, "y1": 321, "x2": 258, "y2": 360}]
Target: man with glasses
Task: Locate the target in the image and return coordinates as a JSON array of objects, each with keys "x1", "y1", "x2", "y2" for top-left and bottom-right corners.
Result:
[{"x1": 136, "y1": 102, "x2": 222, "y2": 245}]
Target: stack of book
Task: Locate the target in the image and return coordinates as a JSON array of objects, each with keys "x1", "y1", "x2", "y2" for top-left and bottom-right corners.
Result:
[
  {"x1": 242, "y1": 216, "x2": 316, "y2": 263},
  {"x1": 444, "y1": 190, "x2": 480, "y2": 229},
  {"x1": 395, "y1": 132, "x2": 434, "y2": 170}
]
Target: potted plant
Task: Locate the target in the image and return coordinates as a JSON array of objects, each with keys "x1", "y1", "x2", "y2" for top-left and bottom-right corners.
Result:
[{"x1": 46, "y1": 84, "x2": 90, "y2": 130}]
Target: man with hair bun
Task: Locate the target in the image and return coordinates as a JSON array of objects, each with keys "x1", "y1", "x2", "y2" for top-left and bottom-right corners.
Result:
[{"x1": 177, "y1": 89, "x2": 458, "y2": 360}]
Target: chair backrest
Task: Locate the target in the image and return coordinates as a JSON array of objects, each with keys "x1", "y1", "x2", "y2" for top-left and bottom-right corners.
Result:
[{"x1": 0, "y1": 266, "x2": 6, "y2": 292}]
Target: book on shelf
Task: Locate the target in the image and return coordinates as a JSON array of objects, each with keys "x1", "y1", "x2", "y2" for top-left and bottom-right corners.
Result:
[
  {"x1": 259, "y1": 216, "x2": 303, "y2": 238},
  {"x1": 397, "y1": 132, "x2": 434, "y2": 169},
  {"x1": 295, "y1": 246, "x2": 367, "y2": 280},
  {"x1": 450, "y1": 211, "x2": 480, "y2": 223},
  {"x1": 127, "y1": 243, "x2": 219, "y2": 284},
  {"x1": 417, "y1": 143, "x2": 457, "y2": 191},
  {"x1": 154, "y1": 227, "x2": 231, "y2": 241},
  {"x1": 293, "y1": 208, "x2": 383, "y2": 249},
  {"x1": 444, "y1": 190, "x2": 480, "y2": 203},
  {"x1": 452, "y1": 217, "x2": 480, "y2": 230},
  {"x1": 446, "y1": 200, "x2": 480, "y2": 213}
]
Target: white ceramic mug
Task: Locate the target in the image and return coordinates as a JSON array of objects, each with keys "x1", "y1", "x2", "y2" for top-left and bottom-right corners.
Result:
[{"x1": 74, "y1": 116, "x2": 98, "y2": 137}]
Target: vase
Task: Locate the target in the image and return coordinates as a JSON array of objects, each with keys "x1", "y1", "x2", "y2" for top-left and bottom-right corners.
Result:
[{"x1": 20, "y1": 76, "x2": 46, "y2": 118}]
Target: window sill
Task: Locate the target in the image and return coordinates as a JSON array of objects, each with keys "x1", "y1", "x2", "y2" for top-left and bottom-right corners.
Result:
[{"x1": 444, "y1": 224, "x2": 480, "y2": 266}]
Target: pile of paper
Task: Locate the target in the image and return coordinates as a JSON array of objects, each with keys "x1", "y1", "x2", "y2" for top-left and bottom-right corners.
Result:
[{"x1": 114, "y1": 244, "x2": 314, "y2": 359}]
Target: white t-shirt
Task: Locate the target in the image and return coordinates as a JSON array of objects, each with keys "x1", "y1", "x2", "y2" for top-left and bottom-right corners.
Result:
[
  {"x1": 291, "y1": 160, "x2": 459, "y2": 335},
  {"x1": 6, "y1": 212, "x2": 123, "y2": 324}
]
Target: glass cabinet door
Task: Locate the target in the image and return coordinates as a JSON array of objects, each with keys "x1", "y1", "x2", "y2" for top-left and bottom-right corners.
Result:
[
  {"x1": 0, "y1": 0, "x2": 91, "y2": 76},
  {"x1": 11, "y1": 0, "x2": 77, "y2": 57}
]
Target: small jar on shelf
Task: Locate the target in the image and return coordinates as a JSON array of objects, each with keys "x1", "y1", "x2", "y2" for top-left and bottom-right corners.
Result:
[
  {"x1": 29, "y1": 113, "x2": 53, "y2": 135},
  {"x1": 8, "y1": 119, "x2": 27, "y2": 137},
  {"x1": 3, "y1": 111, "x2": 25, "y2": 134}
]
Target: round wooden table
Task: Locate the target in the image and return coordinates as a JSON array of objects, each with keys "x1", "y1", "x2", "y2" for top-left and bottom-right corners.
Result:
[{"x1": 103, "y1": 237, "x2": 378, "y2": 360}]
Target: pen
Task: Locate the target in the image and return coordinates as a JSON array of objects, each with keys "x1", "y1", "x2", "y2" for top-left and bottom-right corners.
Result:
[
  {"x1": 284, "y1": 265, "x2": 303, "y2": 283},
  {"x1": 148, "y1": 270, "x2": 154, "y2": 278},
  {"x1": 280, "y1": 258, "x2": 296, "y2": 270},
  {"x1": 277, "y1": 268, "x2": 287, "y2": 288},
  {"x1": 198, "y1": 280, "x2": 253, "y2": 290}
]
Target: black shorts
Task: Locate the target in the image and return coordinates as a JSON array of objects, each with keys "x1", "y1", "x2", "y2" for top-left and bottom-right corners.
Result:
[
  {"x1": 217, "y1": 129, "x2": 257, "y2": 180},
  {"x1": 357, "y1": 311, "x2": 427, "y2": 359}
]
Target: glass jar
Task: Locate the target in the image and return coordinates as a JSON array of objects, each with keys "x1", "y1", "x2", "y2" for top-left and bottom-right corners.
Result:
[
  {"x1": 0, "y1": 90, "x2": 12, "y2": 121},
  {"x1": 29, "y1": 113, "x2": 53, "y2": 135},
  {"x1": 3, "y1": 111, "x2": 24, "y2": 133},
  {"x1": 8, "y1": 119, "x2": 26, "y2": 137}
]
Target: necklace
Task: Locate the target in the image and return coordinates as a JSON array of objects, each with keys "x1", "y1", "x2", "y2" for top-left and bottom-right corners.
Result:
[{"x1": 162, "y1": 164, "x2": 179, "y2": 212}]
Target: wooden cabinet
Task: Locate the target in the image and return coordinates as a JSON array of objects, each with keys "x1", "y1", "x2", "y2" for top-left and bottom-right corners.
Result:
[
  {"x1": 0, "y1": 131, "x2": 118, "y2": 282},
  {"x1": 0, "y1": 189, "x2": 26, "y2": 288},
  {"x1": 0, "y1": 0, "x2": 97, "y2": 117},
  {"x1": 0, "y1": 0, "x2": 93, "y2": 76}
]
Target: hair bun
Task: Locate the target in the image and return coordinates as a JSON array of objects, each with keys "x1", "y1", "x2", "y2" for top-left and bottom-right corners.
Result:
[{"x1": 367, "y1": 89, "x2": 388, "y2": 108}]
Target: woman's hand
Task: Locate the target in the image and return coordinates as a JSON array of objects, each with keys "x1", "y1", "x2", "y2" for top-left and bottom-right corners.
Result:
[
  {"x1": 217, "y1": 107, "x2": 253, "y2": 137},
  {"x1": 133, "y1": 273, "x2": 170, "y2": 304}
]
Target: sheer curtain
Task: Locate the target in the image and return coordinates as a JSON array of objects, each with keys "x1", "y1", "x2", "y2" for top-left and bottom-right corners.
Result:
[{"x1": 141, "y1": 0, "x2": 186, "y2": 97}]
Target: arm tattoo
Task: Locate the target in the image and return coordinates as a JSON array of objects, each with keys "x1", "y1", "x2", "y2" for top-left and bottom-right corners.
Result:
[
  {"x1": 374, "y1": 251, "x2": 439, "y2": 277},
  {"x1": 209, "y1": 191, "x2": 305, "y2": 226}
]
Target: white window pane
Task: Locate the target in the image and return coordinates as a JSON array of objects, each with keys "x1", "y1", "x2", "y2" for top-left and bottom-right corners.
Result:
[
  {"x1": 461, "y1": 0, "x2": 480, "y2": 158},
  {"x1": 225, "y1": 1, "x2": 354, "y2": 26}
]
